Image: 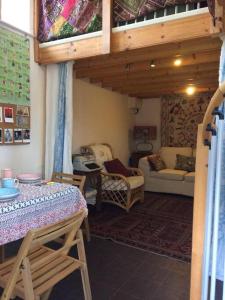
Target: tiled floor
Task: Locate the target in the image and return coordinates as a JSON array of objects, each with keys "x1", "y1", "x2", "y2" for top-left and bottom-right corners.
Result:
[
  {"x1": 1, "y1": 237, "x2": 191, "y2": 300},
  {"x1": 50, "y1": 237, "x2": 191, "y2": 300}
]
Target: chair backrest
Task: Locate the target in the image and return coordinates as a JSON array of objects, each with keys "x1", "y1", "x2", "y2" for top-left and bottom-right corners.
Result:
[
  {"x1": 52, "y1": 172, "x2": 86, "y2": 194},
  {"x1": 81, "y1": 143, "x2": 113, "y2": 168},
  {"x1": 1, "y1": 210, "x2": 86, "y2": 300}
]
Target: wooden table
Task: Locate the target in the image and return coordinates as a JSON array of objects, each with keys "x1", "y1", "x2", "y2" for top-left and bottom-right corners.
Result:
[
  {"x1": 0, "y1": 182, "x2": 87, "y2": 262},
  {"x1": 74, "y1": 169, "x2": 102, "y2": 211}
]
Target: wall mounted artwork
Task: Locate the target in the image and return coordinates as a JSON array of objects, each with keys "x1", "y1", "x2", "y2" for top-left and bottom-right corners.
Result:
[
  {"x1": 161, "y1": 93, "x2": 212, "y2": 147},
  {"x1": 0, "y1": 27, "x2": 30, "y2": 105},
  {"x1": 0, "y1": 26, "x2": 30, "y2": 145}
]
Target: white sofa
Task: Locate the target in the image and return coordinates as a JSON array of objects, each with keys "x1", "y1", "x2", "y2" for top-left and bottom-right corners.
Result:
[{"x1": 138, "y1": 147, "x2": 195, "y2": 197}]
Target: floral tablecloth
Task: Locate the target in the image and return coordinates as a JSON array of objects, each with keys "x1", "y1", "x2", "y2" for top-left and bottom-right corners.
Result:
[{"x1": 0, "y1": 183, "x2": 87, "y2": 245}]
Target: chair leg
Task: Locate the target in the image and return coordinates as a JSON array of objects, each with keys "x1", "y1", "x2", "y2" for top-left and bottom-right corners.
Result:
[
  {"x1": 21, "y1": 258, "x2": 35, "y2": 300},
  {"x1": 0, "y1": 245, "x2": 5, "y2": 263},
  {"x1": 84, "y1": 217, "x2": 91, "y2": 242},
  {"x1": 41, "y1": 288, "x2": 53, "y2": 300},
  {"x1": 77, "y1": 230, "x2": 92, "y2": 300}
]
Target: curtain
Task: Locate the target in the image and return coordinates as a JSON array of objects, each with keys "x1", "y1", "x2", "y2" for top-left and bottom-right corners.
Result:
[{"x1": 45, "y1": 62, "x2": 73, "y2": 179}]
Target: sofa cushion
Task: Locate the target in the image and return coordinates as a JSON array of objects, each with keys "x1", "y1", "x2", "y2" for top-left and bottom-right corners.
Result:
[
  {"x1": 148, "y1": 154, "x2": 166, "y2": 171},
  {"x1": 159, "y1": 147, "x2": 192, "y2": 169},
  {"x1": 184, "y1": 172, "x2": 195, "y2": 183},
  {"x1": 175, "y1": 154, "x2": 196, "y2": 172},
  {"x1": 90, "y1": 144, "x2": 113, "y2": 167},
  {"x1": 104, "y1": 159, "x2": 132, "y2": 177},
  {"x1": 150, "y1": 169, "x2": 188, "y2": 181},
  {"x1": 127, "y1": 176, "x2": 144, "y2": 189}
]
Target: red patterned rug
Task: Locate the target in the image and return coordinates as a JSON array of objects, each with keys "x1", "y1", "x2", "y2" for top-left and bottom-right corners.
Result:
[{"x1": 89, "y1": 192, "x2": 193, "y2": 262}]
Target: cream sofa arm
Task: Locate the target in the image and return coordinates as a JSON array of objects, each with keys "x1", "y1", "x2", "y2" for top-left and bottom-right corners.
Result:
[{"x1": 138, "y1": 156, "x2": 151, "y2": 177}]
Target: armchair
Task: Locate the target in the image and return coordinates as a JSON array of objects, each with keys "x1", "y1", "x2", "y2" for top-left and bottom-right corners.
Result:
[{"x1": 81, "y1": 143, "x2": 144, "y2": 212}]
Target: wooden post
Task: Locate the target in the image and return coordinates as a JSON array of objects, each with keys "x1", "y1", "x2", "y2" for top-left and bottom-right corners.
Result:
[
  {"x1": 33, "y1": 0, "x2": 40, "y2": 63},
  {"x1": 210, "y1": 0, "x2": 225, "y2": 34},
  {"x1": 190, "y1": 124, "x2": 209, "y2": 300},
  {"x1": 102, "y1": 0, "x2": 112, "y2": 54}
]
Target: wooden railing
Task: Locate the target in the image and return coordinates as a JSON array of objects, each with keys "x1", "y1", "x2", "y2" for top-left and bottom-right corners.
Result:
[
  {"x1": 190, "y1": 80, "x2": 225, "y2": 300},
  {"x1": 202, "y1": 81, "x2": 225, "y2": 142},
  {"x1": 33, "y1": 0, "x2": 224, "y2": 64}
]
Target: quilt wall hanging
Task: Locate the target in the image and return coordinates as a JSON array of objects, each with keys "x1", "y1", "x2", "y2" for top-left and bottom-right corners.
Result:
[
  {"x1": 0, "y1": 27, "x2": 30, "y2": 145},
  {"x1": 38, "y1": 0, "x2": 102, "y2": 42},
  {"x1": 161, "y1": 93, "x2": 211, "y2": 147}
]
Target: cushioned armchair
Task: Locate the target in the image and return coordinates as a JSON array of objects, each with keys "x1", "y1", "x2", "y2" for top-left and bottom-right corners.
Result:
[{"x1": 81, "y1": 143, "x2": 144, "y2": 212}]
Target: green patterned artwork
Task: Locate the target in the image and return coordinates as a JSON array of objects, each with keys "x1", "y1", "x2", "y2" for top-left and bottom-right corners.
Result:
[{"x1": 0, "y1": 27, "x2": 30, "y2": 106}]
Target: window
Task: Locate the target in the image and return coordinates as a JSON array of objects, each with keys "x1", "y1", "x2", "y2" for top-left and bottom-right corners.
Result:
[{"x1": 1, "y1": 0, "x2": 32, "y2": 33}]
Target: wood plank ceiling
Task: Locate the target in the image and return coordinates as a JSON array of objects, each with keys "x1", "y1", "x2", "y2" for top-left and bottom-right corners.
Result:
[{"x1": 74, "y1": 37, "x2": 221, "y2": 98}]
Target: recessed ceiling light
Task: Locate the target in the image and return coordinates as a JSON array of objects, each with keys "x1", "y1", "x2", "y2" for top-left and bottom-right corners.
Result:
[
  {"x1": 174, "y1": 58, "x2": 182, "y2": 67},
  {"x1": 186, "y1": 86, "x2": 196, "y2": 95},
  {"x1": 150, "y1": 60, "x2": 156, "y2": 68}
]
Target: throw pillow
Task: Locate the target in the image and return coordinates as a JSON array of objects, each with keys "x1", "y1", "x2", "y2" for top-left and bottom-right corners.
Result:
[
  {"x1": 147, "y1": 154, "x2": 166, "y2": 171},
  {"x1": 175, "y1": 154, "x2": 196, "y2": 172},
  {"x1": 104, "y1": 159, "x2": 132, "y2": 177}
]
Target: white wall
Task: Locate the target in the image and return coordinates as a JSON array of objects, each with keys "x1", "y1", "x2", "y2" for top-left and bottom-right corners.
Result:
[
  {"x1": 0, "y1": 35, "x2": 45, "y2": 175},
  {"x1": 73, "y1": 78, "x2": 134, "y2": 165},
  {"x1": 135, "y1": 98, "x2": 161, "y2": 152}
]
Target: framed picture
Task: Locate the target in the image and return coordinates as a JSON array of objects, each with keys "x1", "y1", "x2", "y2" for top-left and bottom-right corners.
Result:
[
  {"x1": 133, "y1": 126, "x2": 157, "y2": 141},
  {"x1": 22, "y1": 129, "x2": 30, "y2": 143},
  {"x1": 4, "y1": 128, "x2": 13, "y2": 143},
  {"x1": 4, "y1": 107, "x2": 14, "y2": 123},
  {"x1": 14, "y1": 128, "x2": 23, "y2": 143},
  {"x1": 0, "y1": 107, "x2": 2, "y2": 122},
  {"x1": 16, "y1": 115, "x2": 29, "y2": 128},
  {"x1": 16, "y1": 105, "x2": 29, "y2": 116}
]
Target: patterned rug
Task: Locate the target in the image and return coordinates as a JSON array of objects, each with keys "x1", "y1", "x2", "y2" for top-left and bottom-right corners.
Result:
[{"x1": 89, "y1": 192, "x2": 193, "y2": 262}]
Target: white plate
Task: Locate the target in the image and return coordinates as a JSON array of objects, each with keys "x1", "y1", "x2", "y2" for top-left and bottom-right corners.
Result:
[{"x1": 17, "y1": 173, "x2": 41, "y2": 181}]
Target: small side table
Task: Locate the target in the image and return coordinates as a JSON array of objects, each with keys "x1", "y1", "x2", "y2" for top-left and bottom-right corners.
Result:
[
  {"x1": 73, "y1": 169, "x2": 102, "y2": 211},
  {"x1": 129, "y1": 151, "x2": 153, "y2": 168}
]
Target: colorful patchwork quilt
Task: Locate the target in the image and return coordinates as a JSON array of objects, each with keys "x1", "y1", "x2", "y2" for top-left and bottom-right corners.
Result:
[
  {"x1": 38, "y1": 0, "x2": 102, "y2": 42},
  {"x1": 38, "y1": 0, "x2": 214, "y2": 43}
]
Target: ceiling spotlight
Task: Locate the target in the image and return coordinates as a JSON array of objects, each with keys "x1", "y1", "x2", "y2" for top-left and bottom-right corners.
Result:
[
  {"x1": 174, "y1": 58, "x2": 182, "y2": 67},
  {"x1": 186, "y1": 86, "x2": 196, "y2": 95},
  {"x1": 150, "y1": 60, "x2": 156, "y2": 68}
]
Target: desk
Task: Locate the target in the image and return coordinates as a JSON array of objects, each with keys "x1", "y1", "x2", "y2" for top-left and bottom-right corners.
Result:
[
  {"x1": 74, "y1": 169, "x2": 102, "y2": 211},
  {"x1": 0, "y1": 183, "x2": 87, "y2": 256}
]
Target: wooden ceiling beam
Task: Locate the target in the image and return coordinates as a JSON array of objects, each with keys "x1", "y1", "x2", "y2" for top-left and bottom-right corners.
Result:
[
  {"x1": 76, "y1": 50, "x2": 219, "y2": 78},
  {"x1": 75, "y1": 37, "x2": 221, "y2": 70},
  {"x1": 115, "y1": 80, "x2": 218, "y2": 93},
  {"x1": 88, "y1": 62, "x2": 219, "y2": 83},
  {"x1": 101, "y1": 73, "x2": 217, "y2": 89},
  {"x1": 128, "y1": 87, "x2": 216, "y2": 98}
]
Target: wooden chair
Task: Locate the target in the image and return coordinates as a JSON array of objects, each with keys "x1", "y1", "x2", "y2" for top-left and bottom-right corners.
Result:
[
  {"x1": 52, "y1": 172, "x2": 91, "y2": 242},
  {"x1": 0, "y1": 210, "x2": 92, "y2": 300}
]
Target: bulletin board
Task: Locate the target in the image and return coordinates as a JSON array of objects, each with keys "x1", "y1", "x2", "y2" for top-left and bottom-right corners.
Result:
[
  {"x1": 0, "y1": 26, "x2": 30, "y2": 145},
  {"x1": 0, "y1": 104, "x2": 30, "y2": 145}
]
